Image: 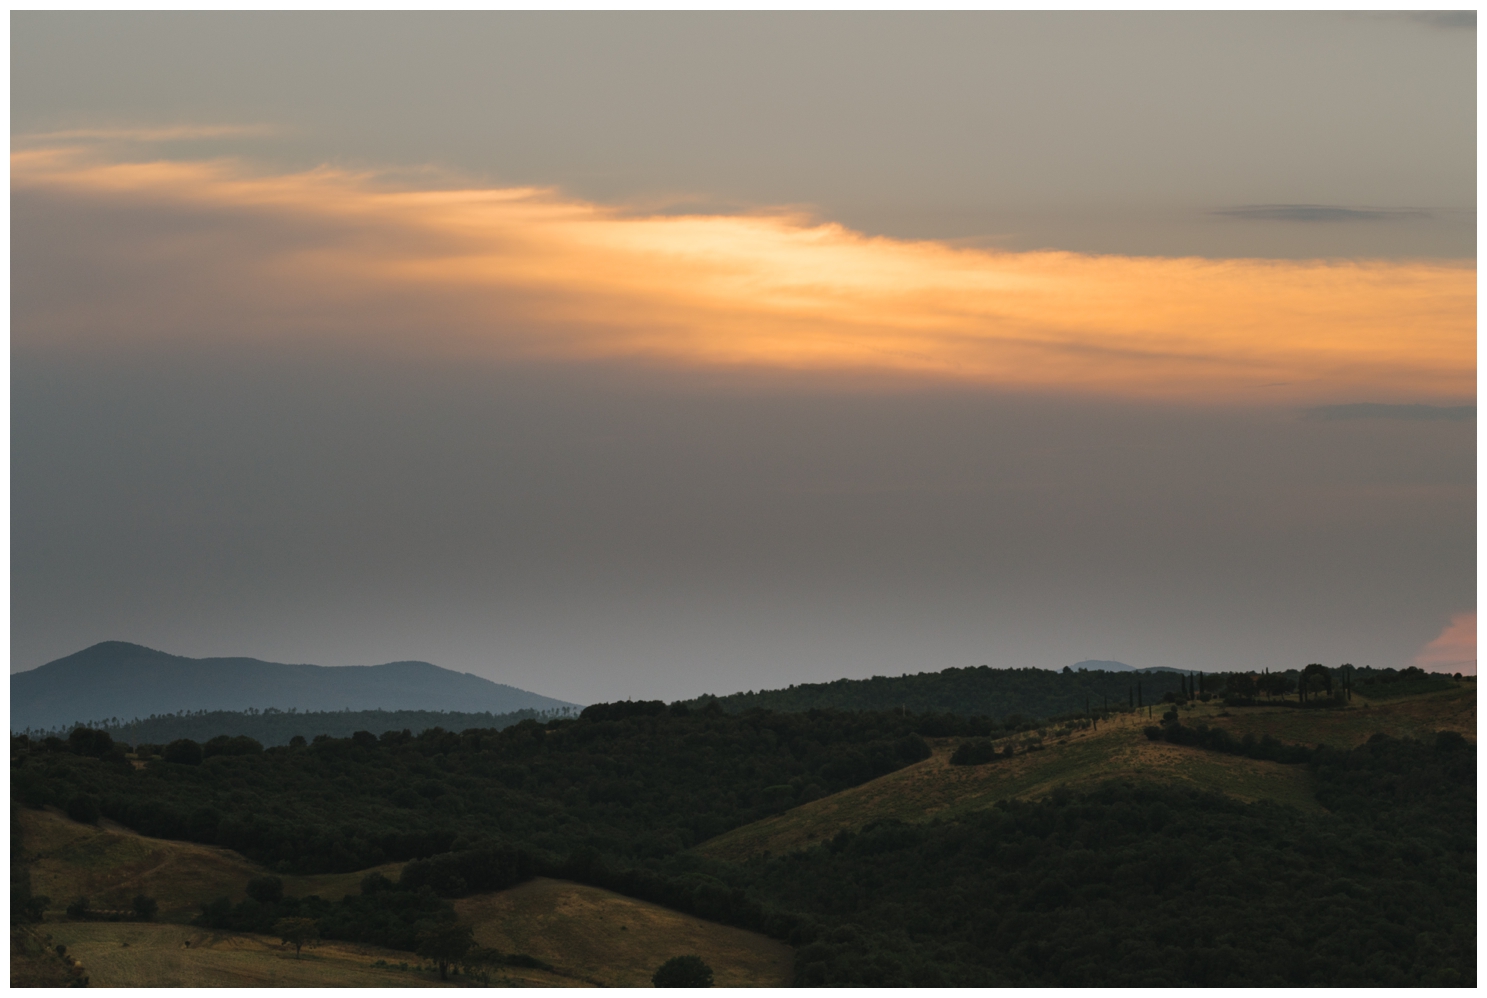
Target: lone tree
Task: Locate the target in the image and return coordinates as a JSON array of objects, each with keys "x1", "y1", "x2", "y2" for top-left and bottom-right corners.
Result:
[
  {"x1": 417, "y1": 923, "x2": 475, "y2": 980},
  {"x1": 131, "y1": 895, "x2": 158, "y2": 921},
  {"x1": 653, "y1": 955, "x2": 714, "y2": 987},
  {"x1": 274, "y1": 917, "x2": 319, "y2": 958}
]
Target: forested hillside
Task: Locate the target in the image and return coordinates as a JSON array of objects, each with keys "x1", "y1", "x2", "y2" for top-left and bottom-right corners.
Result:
[
  {"x1": 687, "y1": 733, "x2": 1474, "y2": 985},
  {"x1": 12, "y1": 703, "x2": 940, "y2": 871},
  {"x1": 11, "y1": 695, "x2": 1475, "y2": 985}
]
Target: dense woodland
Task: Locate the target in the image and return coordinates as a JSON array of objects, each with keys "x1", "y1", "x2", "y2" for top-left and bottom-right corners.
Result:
[
  {"x1": 12, "y1": 704, "x2": 941, "y2": 871},
  {"x1": 10, "y1": 671, "x2": 1475, "y2": 985},
  {"x1": 682, "y1": 663, "x2": 1458, "y2": 720},
  {"x1": 695, "y1": 732, "x2": 1474, "y2": 985},
  {"x1": 686, "y1": 666, "x2": 1189, "y2": 719}
]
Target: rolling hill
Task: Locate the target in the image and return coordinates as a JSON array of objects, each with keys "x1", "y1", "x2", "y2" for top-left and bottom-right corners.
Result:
[
  {"x1": 10, "y1": 642, "x2": 579, "y2": 733},
  {"x1": 695, "y1": 682, "x2": 1476, "y2": 861},
  {"x1": 14, "y1": 807, "x2": 790, "y2": 988}
]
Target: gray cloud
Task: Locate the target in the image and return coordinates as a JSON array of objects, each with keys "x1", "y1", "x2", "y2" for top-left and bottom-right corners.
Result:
[
  {"x1": 1405, "y1": 11, "x2": 1476, "y2": 30},
  {"x1": 11, "y1": 11, "x2": 1476, "y2": 259},
  {"x1": 1215, "y1": 204, "x2": 1433, "y2": 223},
  {"x1": 1304, "y1": 403, "x2": 1476, "y2": 422}
]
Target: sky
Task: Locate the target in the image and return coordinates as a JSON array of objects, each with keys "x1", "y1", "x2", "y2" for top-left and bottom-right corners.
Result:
[{"x1": 10, "y1": 12, "x2": 1477, "y2": 701}]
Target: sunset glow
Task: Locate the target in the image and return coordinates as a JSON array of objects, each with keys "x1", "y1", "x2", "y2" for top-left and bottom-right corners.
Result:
[
  {"x1": 1411, "y1": 612, "x2": 1477, "y2": 675},
  {"x1": 13, "y1": 138, "x2": 1475, "y2": 404}
]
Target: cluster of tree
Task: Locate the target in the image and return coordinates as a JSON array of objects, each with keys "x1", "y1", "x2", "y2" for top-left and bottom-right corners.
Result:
[
  {"x1": 1351, "y1": 666, "x2": 1461, "y2": 700},
  {"x1": 1217, "y1": 664, "x2": 1461, "y2": 707},
  {"x1": 1144, "y1": 717, "x2": 1316, "y2": 764},
  {"x1": 196, "y1": 873, "x2": 456, "y2": 952},
  {"x1": 654, "y1": 955, "x2": 714, "y2": 987},
  {"x1": 11, "y1": 810, "x2": 49, "y2": 925},
  {"x1": 196, "y1": 870, "x2": 552, "y2": 979},
  {"x1": 14, "y1": 706, "x2": 577, "y2": 748},
  {"x1": 949, "y1": 739, "x2": 1009, "y2": 765},
  {"x1": 10, "y1": 706, "x2": 934, "y2": 873},
  {"x1": 64, "y1": 895, "x2": 158, "y2": 922},
  {"x1": 680, "y1": 666, "x2": 1189, "y2": 721}
]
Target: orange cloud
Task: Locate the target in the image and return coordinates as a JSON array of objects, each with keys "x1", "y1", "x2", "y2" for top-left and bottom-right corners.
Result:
[
  {"x1": 1411, "y1": 612, "x2": 1476, "y2": 675},
  {"x1": 12, "y1": 139, "x2": 1476, "y2": 403}
]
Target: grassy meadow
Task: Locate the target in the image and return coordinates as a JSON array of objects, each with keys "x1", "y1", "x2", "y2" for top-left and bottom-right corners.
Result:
[
  {"x1": 15, "y1": 808, "x2": 789, "y2": 986},
  {"x1": 18, "y1": 807, "x2": 403, "y2": 922},
  {"x1": 454, "y1": 877, "x2": 795, "y2": 987}
]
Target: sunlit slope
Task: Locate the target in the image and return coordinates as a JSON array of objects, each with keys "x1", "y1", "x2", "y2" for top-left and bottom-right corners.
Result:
[
  {"x1": 454, "y1": 877, "x2": 794, "y2": 987},
  {"x1": 17, "y1": 807, "x2": 403, "y2": 921},
  {"x1": 19, "y1": 808, "x2": 790, "y2": 986},
  {"x1": 38, "y1": 921, "x2": 572, "y2": 988},
  {"x1": 696, "y1": 686, "x2": 1474, "y2": 862}
]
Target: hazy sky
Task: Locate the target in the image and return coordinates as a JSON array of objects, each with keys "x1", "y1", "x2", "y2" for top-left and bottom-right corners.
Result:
[{"x1": 11, "y1": 13, "x2": 1476, "y2": 700}]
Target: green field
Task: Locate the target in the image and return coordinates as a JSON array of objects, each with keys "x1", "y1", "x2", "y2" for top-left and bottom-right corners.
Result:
[{"x1": 696, "y1": 685, "x2": 1473, "y2": 861}]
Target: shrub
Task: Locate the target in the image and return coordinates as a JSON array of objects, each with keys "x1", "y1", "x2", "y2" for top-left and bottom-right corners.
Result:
[
  {"x1": 11, "y1": 884, "x2": 49, "y2": 924},
  {"x1": 163, "y1": 739, "x2": 203, "y2": 765},
  {"x1": 202, "y1": 735, "x2": 263, "y2": 758},
  {"x1": 66, "y1": 794, "x2": 101, "y2": 825},
  {"x1": 949, "y1": 740, "x2": 1000, "y2": 766},
  {"x1": 246, "y1": 876, "x2": 284, "y2": 904},
  {"x1": 654, "y1": 954, "x2": 714, "y2": 987}
]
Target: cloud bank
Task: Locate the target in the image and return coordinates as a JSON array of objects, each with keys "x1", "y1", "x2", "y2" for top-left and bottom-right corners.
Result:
[{"x1": 13, "y1": 138, "x2": 1475, "y2": 406}]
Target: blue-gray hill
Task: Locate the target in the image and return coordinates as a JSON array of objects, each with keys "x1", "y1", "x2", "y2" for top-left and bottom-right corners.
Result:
[{"x1": 10, "y1": 641, "x2": 579, "y2": 733}]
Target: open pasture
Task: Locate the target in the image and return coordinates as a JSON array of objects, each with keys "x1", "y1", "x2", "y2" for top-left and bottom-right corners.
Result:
[
  {"x1": 17, "y1": 806, "x2": 403, "y2": 921},
  {"x1": 455, "y1": 877, "x2": 794, "y2": 987}
]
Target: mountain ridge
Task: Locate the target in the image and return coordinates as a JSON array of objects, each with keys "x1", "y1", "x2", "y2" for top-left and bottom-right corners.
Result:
[{"x1": 10, "y1": 641, "x2": 579, "y2": 733}]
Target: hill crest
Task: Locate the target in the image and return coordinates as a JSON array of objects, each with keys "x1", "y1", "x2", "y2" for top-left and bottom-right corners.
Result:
[{"x1": 11, "y1": 641, "x2": 579, "y2": 733}]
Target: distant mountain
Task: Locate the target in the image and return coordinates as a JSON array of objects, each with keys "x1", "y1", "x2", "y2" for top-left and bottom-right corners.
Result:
[
  {"x1": 1071, "y1": 661, "x2": 1220, "y2": 675},
  {"x1": 11, "y1": 641, "x2": 580, "y2": 734}
]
